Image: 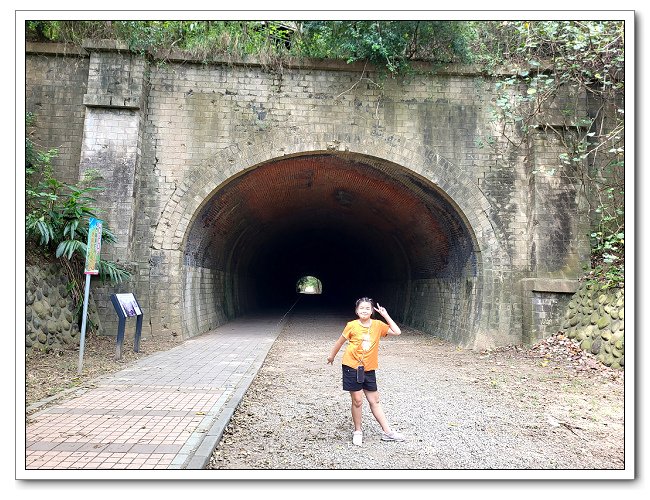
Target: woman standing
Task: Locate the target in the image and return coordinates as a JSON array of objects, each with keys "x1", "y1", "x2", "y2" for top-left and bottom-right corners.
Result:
[{"x1": 327, "y1": 297, "x2": 405, "y2": 446}]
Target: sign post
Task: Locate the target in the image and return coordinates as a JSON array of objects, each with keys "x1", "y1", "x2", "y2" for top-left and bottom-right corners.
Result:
[{"x1": 78, "y1": 217, "x2": 102, "y2": 374}]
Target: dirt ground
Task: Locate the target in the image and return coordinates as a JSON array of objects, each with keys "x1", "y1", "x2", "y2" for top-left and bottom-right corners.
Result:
[
  {"x1": 23, "y1": 318, "x2": 626, "y2": 471},
  {"x1": 208, "y1": 314, "x2": 626, "y2": 471},
  {"x1": 25, "y1": 332, "x2": 182, "y2": 412}
]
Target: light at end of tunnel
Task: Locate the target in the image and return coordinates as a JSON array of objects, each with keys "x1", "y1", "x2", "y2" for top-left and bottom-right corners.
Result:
[{"x1": 297, "y1": 275, "x2": 323, "y2": 295}]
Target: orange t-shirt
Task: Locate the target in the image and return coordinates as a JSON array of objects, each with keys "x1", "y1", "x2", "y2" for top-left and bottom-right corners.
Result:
[{"x1": 341, "y1": 319, "x2": 390, "y2": 371}]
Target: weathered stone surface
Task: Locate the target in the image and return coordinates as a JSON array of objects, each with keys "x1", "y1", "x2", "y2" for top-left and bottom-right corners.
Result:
[
  {"x1": 46, "y1": 320, "x2": 59, "y2": 334},
  {"x1": 25, "y1": 263, "x2": 101, "y2": 353},
  {"x1": 557, "y1": 281, "x2": 624, "y2": 369},
  {"x1": 27, "y1": 44, "x2": 603, "y2": 347},
  {"x1": 32, "y1": 301, "x2": 48, "y2": 319},
  {"x1": 597, "y1": 316, "x2": 610, "y2": 329},
  {"x1": 591, "y1": 338, "x2": 602, "y2": 354}
]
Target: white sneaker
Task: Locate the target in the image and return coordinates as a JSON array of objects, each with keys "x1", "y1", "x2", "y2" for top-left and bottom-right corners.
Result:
[
  {"x1": 381, "y1": 429, "x2": 405, "y2": 442},
  {"x1": 352, "y1": 430, "x2": 363, "y2": 446}
]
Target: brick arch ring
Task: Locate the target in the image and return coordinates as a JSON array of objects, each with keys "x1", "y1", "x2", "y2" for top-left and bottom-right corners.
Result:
[
  {"x1": 149, "y1": 131, "x2": 512, "y2": 345},
  {"x1": 152, "y1": 131, "x2": 507, "y2": 272}
]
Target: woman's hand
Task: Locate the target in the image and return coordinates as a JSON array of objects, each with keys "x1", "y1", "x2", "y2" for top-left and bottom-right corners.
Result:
[
  {"x1": 375, "y1": 303, "x2": 401, "y2": 335},
  {"x1": 328, "y1": 335, "x2": 347, "y2": 363},
  {"x1": 374, "y1": 303, "x2": 389, "y2": 318}
]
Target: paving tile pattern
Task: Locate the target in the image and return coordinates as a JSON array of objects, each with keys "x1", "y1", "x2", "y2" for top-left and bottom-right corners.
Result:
[{"x1": 25, "y1": 316, "x2": 281, "y2": 470}]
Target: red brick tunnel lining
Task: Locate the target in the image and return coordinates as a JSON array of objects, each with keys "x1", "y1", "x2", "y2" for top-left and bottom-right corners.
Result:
[{"x1": 184, "y1": 153, "x2": 476, "y2": 314}]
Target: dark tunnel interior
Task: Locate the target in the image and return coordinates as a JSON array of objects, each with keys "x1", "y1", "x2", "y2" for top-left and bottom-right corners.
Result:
[{"x1": 182, "y1": 152, "x2": 477, "y2": 335}]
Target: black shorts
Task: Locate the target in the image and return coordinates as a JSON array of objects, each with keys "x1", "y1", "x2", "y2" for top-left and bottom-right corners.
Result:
[{"x1": 342, "y1": 365, "x2": 377, "y2": 392}]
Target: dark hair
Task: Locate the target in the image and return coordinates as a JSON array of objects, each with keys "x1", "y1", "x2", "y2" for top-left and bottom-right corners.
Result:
[{"x1": 355, "y1": 297, "x2": 374, "y2": 311}]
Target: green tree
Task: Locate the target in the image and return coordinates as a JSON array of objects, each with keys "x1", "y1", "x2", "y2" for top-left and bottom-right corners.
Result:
[
  {"x1": 298, "y1": 21, "x2": 473, "y2": 75},
  {"x1": 25, "y1": 20, "x2": 474, "y2": 75}
]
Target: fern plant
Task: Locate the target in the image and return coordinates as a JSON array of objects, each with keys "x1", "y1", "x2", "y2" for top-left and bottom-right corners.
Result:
[{"x1": 26, "y1": 114, "x2": 131, "y2": 315}]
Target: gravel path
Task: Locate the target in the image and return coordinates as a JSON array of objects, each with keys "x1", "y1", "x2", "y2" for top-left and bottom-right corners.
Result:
[{"x1": 208, "y1": 305, "x2": 624, "y2": 471}]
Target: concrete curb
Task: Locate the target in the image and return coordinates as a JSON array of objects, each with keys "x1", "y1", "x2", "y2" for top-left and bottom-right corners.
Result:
[{"x1": 181, "y1": 307, "x2": 296, "y2": 469}]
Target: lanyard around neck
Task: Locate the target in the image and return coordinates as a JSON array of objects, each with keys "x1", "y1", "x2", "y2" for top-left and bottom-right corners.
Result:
[{"x1": 357, "y1": 319, "x2": 372, "y2": 366}]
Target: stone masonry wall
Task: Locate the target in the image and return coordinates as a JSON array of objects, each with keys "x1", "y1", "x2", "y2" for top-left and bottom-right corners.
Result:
[
  {"x1": 25, "y1": 43, "x2": 596, "y2": 347},
  {"x1": 561, "y1": 281, "x2": 625, "y2": 369},
  {"x1": 76, "y1": 44, "x2": 149, "y2": 336},
  {"x1": 25, "y1": 45, "x2": 89, "y2": 185},
  {"x1": 136, "y1": 56, "x2": 530, "y2": 346},
  {"x1": 25, "y1": 260, "x2": 103, "y2": 354},
  {"x1": 26, "y1": 264, "x2": 79, "y2": 353}
]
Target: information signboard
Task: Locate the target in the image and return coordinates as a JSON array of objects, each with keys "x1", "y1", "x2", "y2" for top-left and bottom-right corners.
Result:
[
  {"x1": 84, "y1": 217, "x2": 102, "y2": 275},
  {"x1": 78, "y1": 217, "x2": 103, "y2": 373},
  {"x1": 110, "y1": 293, "x2": 144, "y2": 360},
  {"x1": 115, "y1": 293, "x2": 143, "y2": 317}
]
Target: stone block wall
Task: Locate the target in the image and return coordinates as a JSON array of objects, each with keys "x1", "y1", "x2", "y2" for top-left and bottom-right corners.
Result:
[
  {"x1": 24, "y1": 43, "x2": 599, "y2": 348},
  {"x1": 561, "y1": 282, "x2": 624, "y2": 369},
  {"x1": 25, "y1": 261, "x2": 103, "y2": 353},
  {"x1": 529, "y1": 129, "x2": 591, "y2": 278},
  {"x1": 25, "y1": 46, "x2": 89, "y2": 185},
  {"x1": 183, "y1": 265, "x2": 230, "y2": 337},
  {"x1": 531, "y1": 291, "x2": 574, "y2": 338},
  {"x1": 76, "y1": 43, "x2": 149, "y2": 336},
  {"x1": 137, "y1": 57, "x2": 525, "y2": 346},
  {"x1": 404, "y1": 277, "x2": 479, "y2": 346},
  {"x1": 520, "y1": 278, "x2": 579, "y2": 344}
]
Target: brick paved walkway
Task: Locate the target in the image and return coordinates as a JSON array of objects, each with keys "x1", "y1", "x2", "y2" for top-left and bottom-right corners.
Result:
[{"x1": 23, "y1": 314, "x2": 285, "y2": 473}]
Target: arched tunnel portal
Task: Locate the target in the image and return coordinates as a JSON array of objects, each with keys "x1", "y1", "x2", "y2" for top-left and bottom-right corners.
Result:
[{"x1": 182, "y1": 152, "x2": 480, "y2": 342}]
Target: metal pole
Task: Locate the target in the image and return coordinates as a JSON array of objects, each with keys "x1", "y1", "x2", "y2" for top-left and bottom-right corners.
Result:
[{"x1": 77, "y1": 273, "x2": 91, "y2": 374}]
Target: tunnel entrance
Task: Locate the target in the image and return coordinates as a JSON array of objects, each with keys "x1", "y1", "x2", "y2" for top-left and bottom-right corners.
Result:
[
  {"x1": 182, "y1": 152, "x2": 479, "y2": 342},
  {"x1": 297, "y1": 276, "x2": 323, "y2": 295}
]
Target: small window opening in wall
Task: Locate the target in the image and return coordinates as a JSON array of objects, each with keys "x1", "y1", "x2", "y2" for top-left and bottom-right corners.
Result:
[{"x1": 296, "y1": 275, "x2": 323, "y2": 295}]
